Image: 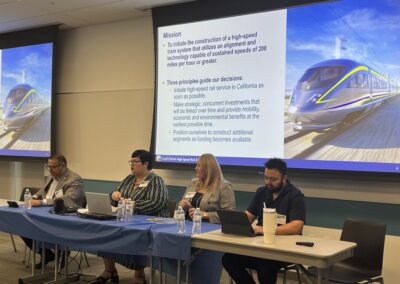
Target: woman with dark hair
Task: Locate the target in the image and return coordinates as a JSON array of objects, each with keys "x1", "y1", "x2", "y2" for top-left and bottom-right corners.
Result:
[
  {"x1": 92, "y1": 150, "x2": 168, "y2": 284},
  {"x1": 180, "y1": 153, "x2": 235, "y2": 224}
]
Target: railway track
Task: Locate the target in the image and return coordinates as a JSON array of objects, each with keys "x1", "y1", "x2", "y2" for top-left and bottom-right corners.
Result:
[
  {"x1": 284, "y1": 130, "x2": 311, "y2": 143},
  {"x1": 0, "y1": 130, "x2": 12, "y2": 140},
  {"x1": 289, "y1": 102, "x2": 387, "y2": 160},
  {"x1": 0, "y1": 117, "x2": 37, "y2": 149}
]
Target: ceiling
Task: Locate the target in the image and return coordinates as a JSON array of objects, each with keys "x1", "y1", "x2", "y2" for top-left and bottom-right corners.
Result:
[{"x1": 0, "y1": 0, "x2": 191, "y2": 34}]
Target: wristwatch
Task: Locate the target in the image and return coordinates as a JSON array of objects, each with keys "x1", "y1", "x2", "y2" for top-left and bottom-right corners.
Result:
[{"x1": 202, "y1": 212, "x2": 209, "y2": 219}]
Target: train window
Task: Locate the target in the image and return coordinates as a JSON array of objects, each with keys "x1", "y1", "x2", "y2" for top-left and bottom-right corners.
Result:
[
  {"x1": 319, "y1": 66, "x2": 343, "y2": 81},
  {"x1": 374, "y1": 77, "x2": 382, "y2": 89},
  {"x1": 8, "y1": 88, "x2": 27, "y2": 102},
  {"x1": 347, "y1": 73, "x2": 368, "y2": 89},
  {"x1": 298, "y1": 68, "x2": 318, "y2": 83},
  {"x1": 297, "y1": 66, "x2": 344, "y2": 90},
  {"x1": 371, "y1": 77, "x2": 388, "y2": 89}
]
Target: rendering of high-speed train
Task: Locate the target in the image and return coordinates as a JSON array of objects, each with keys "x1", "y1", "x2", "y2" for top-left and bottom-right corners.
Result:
[
  {"x1": 2, "y1": 84, "x2": 50, "y2": 131},
  {"x1": 287, "y1": 59, "x2": 399, "y2": 131}
]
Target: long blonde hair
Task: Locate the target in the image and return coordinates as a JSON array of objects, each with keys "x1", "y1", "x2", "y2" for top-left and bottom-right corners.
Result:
[{"x1": 197, "y1": 153, "x2": 223, "y2": 195}]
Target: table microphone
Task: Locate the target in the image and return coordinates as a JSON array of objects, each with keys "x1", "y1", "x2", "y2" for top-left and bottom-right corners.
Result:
[{"x1": 54, "y1": 198, "x2": 65, "y2": 214}]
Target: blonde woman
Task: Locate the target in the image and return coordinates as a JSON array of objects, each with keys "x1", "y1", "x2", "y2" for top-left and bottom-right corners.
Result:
[{"x1": 180, "y1": 153, "x2": 235, "y2": 223}]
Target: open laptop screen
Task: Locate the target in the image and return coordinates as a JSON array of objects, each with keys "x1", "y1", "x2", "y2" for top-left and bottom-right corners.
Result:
[
  {"x1": 77, "y1": 192, "x2": 116, "y2": 220},
  {"x1": 217, "y1": 210, "x2": 259, "y2": 237}
]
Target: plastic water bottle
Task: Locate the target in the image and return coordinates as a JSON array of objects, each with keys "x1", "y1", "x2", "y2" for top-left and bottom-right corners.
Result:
[
  {"x1": 192, "y1": 208, "x2": 202, "y2": 235},
  {"x1": 24, "y1": 188, "x2": 32, "y2": 209},
  {"x1": 125, "y1": 198, "x2": 133, "y2": 222},
  {"x1": 117, "y1": 197, "x2": 125, "y2": 221},
  {"x1": 176, "y1": 206, "x2": 186, "y2": 233}
]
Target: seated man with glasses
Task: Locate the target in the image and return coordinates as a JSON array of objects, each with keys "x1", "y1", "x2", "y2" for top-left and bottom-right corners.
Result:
[{"x1": 22, "y1": 153, "x2": 85, "y2": 269}]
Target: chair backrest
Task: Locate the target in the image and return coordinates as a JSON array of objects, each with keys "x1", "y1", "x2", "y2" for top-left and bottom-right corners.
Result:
[
  {"x1": 19, "y1": 187, "x2": 41, "y2": 201},
  {"x1": 168, "y1": 199, "x2": 177, "y2": 218},
  {"x1": 340, "y1": 218, "x2": 386, "y2": 275}
]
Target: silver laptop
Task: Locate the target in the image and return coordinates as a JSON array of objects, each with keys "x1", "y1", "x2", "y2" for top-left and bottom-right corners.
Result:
[{"x1": 78, "y1": 192, "x2": 116, "y2": 220}]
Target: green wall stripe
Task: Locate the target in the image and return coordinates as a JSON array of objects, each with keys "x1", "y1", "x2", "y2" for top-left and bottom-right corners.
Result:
[
  {"x1": 84, "y1": 180, "x2": 400, "y2": 236},
  {"x1": 84, "y1": 179, "x2": 119, "y2": 194},
  {"x1": 306, "y1": 198, "x2": 400, "y2": 235}
]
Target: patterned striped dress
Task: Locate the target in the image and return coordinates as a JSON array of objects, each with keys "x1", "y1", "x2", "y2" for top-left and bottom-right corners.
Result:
[
  {"x1": 110, "y1": 172, "x2": 169, "y2": 217},
  {"x1": 102, "y1": 171, "x2": 169, "y2": 269}
]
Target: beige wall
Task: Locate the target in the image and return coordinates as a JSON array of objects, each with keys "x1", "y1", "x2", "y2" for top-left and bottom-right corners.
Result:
[
  {"x1": 56, "y1": 16, "x2": 155, "y2": 181},
  {"x1": 0, "y1": 161, "x2": 45, "y2": 200},
  {"x1": 0, "y1": 161, "x2": 13, "y2": 200}
]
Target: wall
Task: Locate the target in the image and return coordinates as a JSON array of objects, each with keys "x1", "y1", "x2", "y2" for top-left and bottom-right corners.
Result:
[
  {"x1": 55, "y1": 16, "x2": 155, "y2": 181},
  {"x1": 0, "y1": 14, "x2": 399, "y2": 282},
  {"x1": 0, "y1": 161, "x2": 46, "y2": 201},
  {"x1": 0, "y1": 161, "x2": 13, "y2": 200}
]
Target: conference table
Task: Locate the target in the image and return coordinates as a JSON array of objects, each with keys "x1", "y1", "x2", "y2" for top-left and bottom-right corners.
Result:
[
  {"x1": 0, "y1": 201, "x2": 222, "y2": 284},
  {"x1": 192, "y1": 230, "x2": 356, "y2": 284},
  {"x1": 0, "y1": 201, "x2": 356, "y2": 284}
]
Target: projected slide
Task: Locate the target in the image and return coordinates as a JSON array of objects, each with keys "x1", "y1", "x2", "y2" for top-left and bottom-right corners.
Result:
[
  {"x1": 156, "y1": 10, "x2": 287, "y2": 166},
  {"x1": 0, "y1": 43, "x2": 52, "y2": 158},
  {"x1": 154, "y1": 0, "x2": 400, "y2": 173},
  {"x1": 283, "y1": 0, "x2": 400, "y2": 172}
]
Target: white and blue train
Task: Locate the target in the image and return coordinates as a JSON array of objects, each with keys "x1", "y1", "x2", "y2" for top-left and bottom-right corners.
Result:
[
  {"x1": 288, "y1": 59, "x2": 399, "y2": 131},
  {"x1": 2, "y1": 84, "x2": 50, "y2": 130}
]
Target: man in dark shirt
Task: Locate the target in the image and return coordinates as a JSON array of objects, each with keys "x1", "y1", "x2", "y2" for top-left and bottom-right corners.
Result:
[{"x1": 222, "y1": 158, "x2": 306, "y2": 284}]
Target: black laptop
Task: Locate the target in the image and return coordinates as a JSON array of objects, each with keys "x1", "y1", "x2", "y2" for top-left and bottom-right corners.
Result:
[{"x1": 217, "y1": 209, "x2": 259, "y2": 237}]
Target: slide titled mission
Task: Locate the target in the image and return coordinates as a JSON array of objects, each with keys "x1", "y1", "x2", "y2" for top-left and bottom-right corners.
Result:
[{"x1": 156, "y1": 10, "x2": 287, "y2": 162}]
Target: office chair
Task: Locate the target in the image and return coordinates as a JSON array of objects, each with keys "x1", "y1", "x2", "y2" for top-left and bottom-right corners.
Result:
[
  {"x1": 168, "y1": 199, "x2": 177, "y2": 218},
  {"x1": 68, "y1": 250, "x2": 90, "y2": 270},
  {"x1": 281, "y1": 264, "x2": 303, "y2": 284},
  {"x1": 306, "y1": 218, "x2": 386, "y2": 283}
]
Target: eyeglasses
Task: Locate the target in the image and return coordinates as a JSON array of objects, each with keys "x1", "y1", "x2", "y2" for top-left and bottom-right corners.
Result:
[
  {"x1": 128, "y1": 159, "x2": 142, "y2": 166},
  {"x1": 47, "y1": 164, "x2": 61, "y2": 170}
]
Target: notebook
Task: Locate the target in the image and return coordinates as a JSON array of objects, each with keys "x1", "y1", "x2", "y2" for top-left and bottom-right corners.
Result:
[
  {"x1": 217, "y1": 209, "x2": 259, "y2": 237},
  {"x1": 77, "y1": 192, "x2": 116, "y2": 220}
]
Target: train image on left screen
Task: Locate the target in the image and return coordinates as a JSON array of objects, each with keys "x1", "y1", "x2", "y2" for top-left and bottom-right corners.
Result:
[
  {"x1": 2, "y1": 84, "x2": 50, "y2": 131},
  {"x1": 287, "y1": 59, "x2": 399, "y2": 131}
]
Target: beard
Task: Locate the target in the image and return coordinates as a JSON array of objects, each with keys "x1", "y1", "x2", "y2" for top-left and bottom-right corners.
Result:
[{"x1": 267, "y1": 181, "x2": 284, "y2": 193}]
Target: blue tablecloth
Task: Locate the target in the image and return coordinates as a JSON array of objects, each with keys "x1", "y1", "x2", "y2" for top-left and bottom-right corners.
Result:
[{"x1": 0, "y1": 205, "x2": 223, "y2": 284}]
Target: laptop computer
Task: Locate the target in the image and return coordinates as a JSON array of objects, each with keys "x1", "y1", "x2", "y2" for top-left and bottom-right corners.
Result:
[
  {"x1": 77, "y1": 192, "x2": 116, "y2": 220},
  {"x1": 217, "y1": 209, "x2": 260, "y2": 237}
]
